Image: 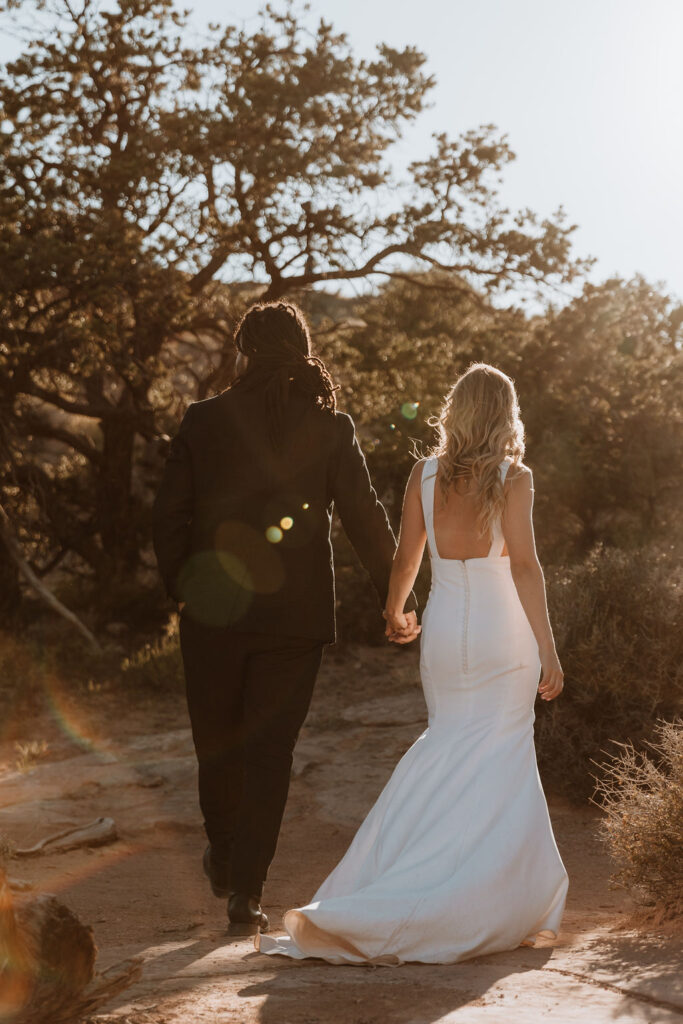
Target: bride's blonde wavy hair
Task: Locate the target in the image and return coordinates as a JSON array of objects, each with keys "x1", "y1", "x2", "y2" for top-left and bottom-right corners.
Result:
[{"x1": 429, "y1": 363, "x2": 525, "y2": 538}]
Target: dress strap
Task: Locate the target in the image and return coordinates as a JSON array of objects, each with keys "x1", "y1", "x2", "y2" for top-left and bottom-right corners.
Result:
[
  {"x1": 420, "y1": 457, "x2": 439, "y2": 559},
  {"x1": 487, "y1": 458, "x2": 511, "y2": 558}
]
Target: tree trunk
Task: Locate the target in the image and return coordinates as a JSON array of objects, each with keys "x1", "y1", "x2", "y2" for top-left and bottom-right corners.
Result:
[
  {"x1": 96, "y1": 412, "x2": 140, "y2": 578},
  {"x1": 0, "y1": 536, "x2": 21, "y2": 618}
]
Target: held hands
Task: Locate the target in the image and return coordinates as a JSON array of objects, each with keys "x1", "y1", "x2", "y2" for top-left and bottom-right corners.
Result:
[
  {"x1": 383, "y1": 609, "x2": 421, "y2": 645},
  {"x1": 538, "y1": 647, "x2": 564, "y2": 701}
]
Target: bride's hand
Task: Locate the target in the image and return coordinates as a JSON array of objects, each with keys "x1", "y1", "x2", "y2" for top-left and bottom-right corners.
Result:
[
  {"x1": 383, "y1": 610, "x2": 421, "y2": 645},
  {"x1": 383, "y1": 608, "x2": 408, "y2": 634},
  {"x1": 538, "y1": 648, "x2": 564, "y2": 700}
]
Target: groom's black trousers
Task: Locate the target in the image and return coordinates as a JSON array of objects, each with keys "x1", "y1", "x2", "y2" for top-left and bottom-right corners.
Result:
[{"x1": 179, "y1": 612, "x2": 323, "y2": 898}]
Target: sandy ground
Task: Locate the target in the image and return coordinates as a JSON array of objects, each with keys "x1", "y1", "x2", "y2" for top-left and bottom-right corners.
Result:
[{"x1": 1, "y1": 643, "x2": 681, "y2": 1024}]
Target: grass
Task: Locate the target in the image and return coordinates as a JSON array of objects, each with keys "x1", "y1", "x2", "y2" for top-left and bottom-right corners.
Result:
[
  {"x1": 13, "y1": 741, "x2": 49, "y2": 774},
  {"x1": 119, "y1": 615, "x2": 185, "y2": 693}
]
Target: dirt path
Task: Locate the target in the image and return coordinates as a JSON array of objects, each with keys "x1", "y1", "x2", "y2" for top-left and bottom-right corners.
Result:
[{"x1": 2, "y1": 644, "x2": 681, "y2": 1023}]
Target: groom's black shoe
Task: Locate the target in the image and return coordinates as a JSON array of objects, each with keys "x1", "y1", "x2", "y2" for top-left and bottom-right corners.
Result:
[
  {"x1": 202, "y1": 845, "x2": 231, "y2": 899},
  {"x1": 227, "y1": 892, "x2": 269, "y2": 936}
]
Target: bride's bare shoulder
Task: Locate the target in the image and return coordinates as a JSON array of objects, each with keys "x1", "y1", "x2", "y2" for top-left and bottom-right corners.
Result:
[
  {"x1": 506, "y1": 461, "x2": 534, "y2": 491},
  {"x1": 408, "y1": 457, "x2": 428, "y2": 481},
  {"x1": 507, "y1": 459, "x2": 532, "y2": 477}
]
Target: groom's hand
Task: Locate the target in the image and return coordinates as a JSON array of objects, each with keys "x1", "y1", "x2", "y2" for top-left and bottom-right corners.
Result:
[{"x1": 383, "y1": 610, "x2": 421, "y2": 645}]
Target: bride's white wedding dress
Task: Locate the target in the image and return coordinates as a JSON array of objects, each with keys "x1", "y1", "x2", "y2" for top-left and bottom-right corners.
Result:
[{"x1": 258, "y1": 456, "x2": 568, "y2": 965}]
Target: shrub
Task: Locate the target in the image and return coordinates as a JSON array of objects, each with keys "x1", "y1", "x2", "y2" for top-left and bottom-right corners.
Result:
[
  {"x1": 592, "y1": 719, "x2": 683, "y2": 912},
  {"x1": 0, "y1": 621, "x2": 116, "y2": 694},
  {"x1": 535, "y1": 544, "x2": 682, "y2": 798},
  {"x1": 0, "y1": 631, "x2": 56, "y2": 738},
  {"x1": 120, "y1": 616, "x2": 185, "y2": 692},
  {"x1": 319, "y1": 275, "x2": 683, "y2": 571},
  {"x1": 332, "y1": 517, "x2": 431, "y2": 645},
  {"x1": 53, "y1": 571, "x2": 170, "y2": 633}
]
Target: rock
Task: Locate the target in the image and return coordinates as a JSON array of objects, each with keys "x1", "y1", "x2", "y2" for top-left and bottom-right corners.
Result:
[
  {"x1": 0, "y1": 866, "x2": 95, "y2": 1021},
  {"x1": 0, "y1": 866, "x2": 141, "y2": 1024}
]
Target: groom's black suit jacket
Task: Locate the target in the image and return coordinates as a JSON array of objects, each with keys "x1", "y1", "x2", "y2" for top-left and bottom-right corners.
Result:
[{"x1": 152, "y1": 381, "x2": 417, "y2": 642}]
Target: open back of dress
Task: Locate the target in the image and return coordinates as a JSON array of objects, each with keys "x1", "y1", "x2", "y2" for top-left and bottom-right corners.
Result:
[{"x1": 427, "y1": 456, "x2": 510, "y2": 560}]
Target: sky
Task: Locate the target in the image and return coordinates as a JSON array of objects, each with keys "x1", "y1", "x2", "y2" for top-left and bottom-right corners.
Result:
[{"x1": 2, "y1": 0, "x2": 681, "y2": 302}]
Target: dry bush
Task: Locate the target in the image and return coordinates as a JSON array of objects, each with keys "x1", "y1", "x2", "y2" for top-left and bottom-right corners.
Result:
[
  {"x1": 536, "y1": 544, "x2": 682, "y2": 798},
  {"x1": 119, "y1": 615, "x2": 184, "y2": 692},
  {"x1": 592, "y1": 719, "x2": 683, "y2": 913}
]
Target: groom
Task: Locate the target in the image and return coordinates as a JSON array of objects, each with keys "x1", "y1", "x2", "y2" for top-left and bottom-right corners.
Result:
[{"x1": 152, "y1": 301, "x2": 419, "y2": 935}]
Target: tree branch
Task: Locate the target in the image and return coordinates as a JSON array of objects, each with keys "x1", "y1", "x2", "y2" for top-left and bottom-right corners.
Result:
[
  {"x1": 0, "y1": 502, "x2": 102, "y2": 652},
  {"x1": 26, "y1": 384, "x2": 115, "y2": 420},
  {"x1": 20, "y1": 412, "x2": 104, "y2": 465}
]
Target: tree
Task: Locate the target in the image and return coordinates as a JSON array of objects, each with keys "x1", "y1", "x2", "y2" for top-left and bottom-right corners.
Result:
[
  {"x1": 317, "y1": 273, "x2": 682, "y2": 563},
  {"x1": 0, "y1": 0, "x2": 586, "y2": 608},
  {"x1": 519, "y1": 276, "x2": 683, "y2": 555}
]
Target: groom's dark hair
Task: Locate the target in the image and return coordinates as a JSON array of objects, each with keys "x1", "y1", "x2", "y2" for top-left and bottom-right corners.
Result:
[{"x1": 232, "y1": 301, "x2": 338, "y2": 448}]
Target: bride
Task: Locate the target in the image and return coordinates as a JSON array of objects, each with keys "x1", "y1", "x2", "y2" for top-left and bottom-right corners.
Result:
[{"x1": 258, "y1": 362, "x2": 569, "y2": 965}]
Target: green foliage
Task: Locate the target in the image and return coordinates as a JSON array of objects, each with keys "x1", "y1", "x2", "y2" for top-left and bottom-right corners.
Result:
[
  {"x1": 518, "y1": 277, "x2": 683, "y2": 560},
  {"x1": 536, "y1": 545, "x2": 683, "y2": 798},
  {"x1": 317, "y1": 273, "x2": 683, "y2": 564},
  {"x1": 593, "y1": 720, "x2": 683, "y2": 912}
]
